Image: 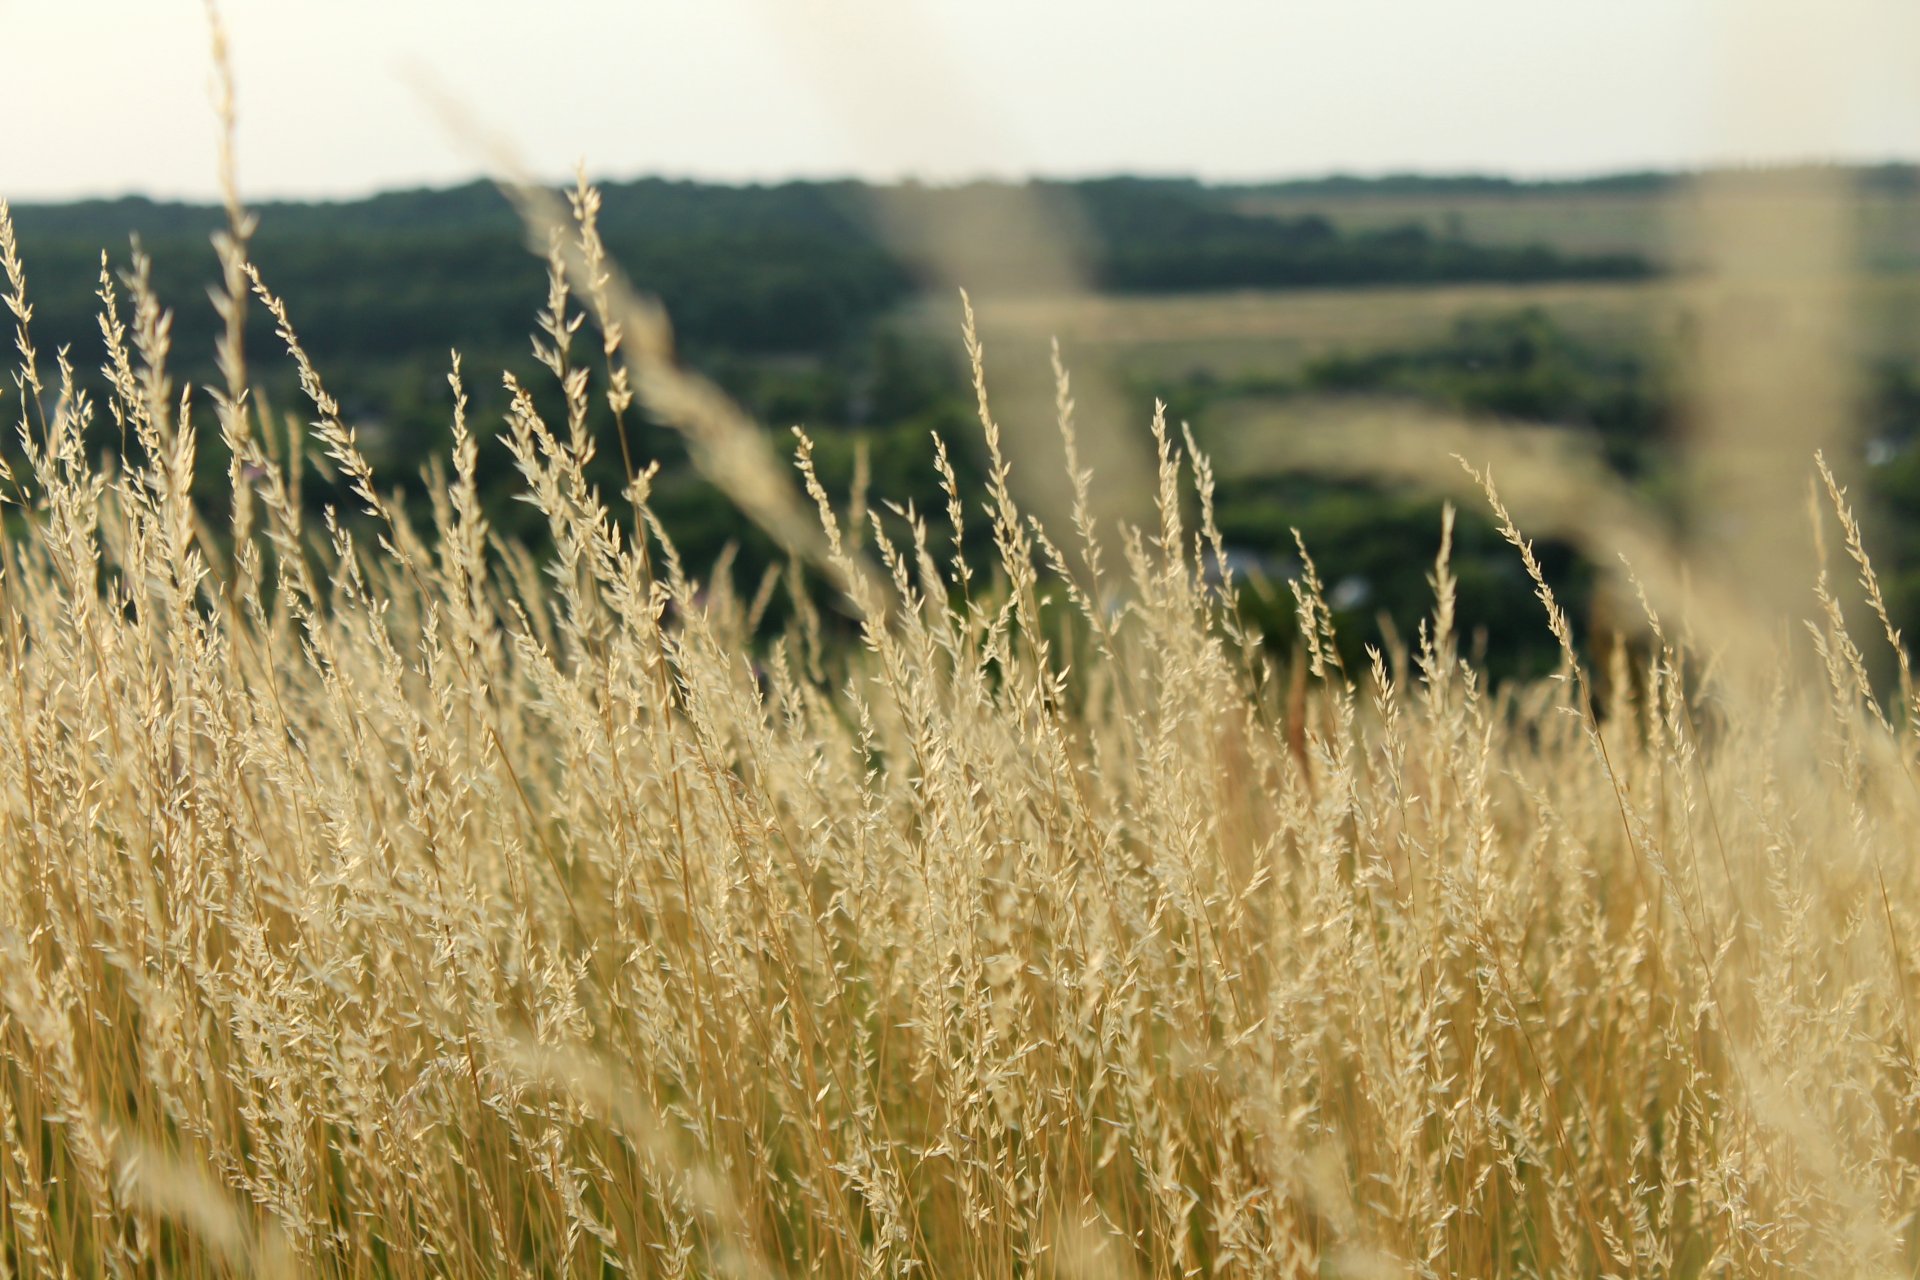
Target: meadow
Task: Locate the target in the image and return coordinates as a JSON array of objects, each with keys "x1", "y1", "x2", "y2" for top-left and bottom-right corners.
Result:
[
  {"x1": 1237, "y1": 186, "x2": 1679, "y2": 261},
  {"x1": 2, "y1": 144, "x2": 1920, "y2": 1280},
  {"x1": 1232, "y1": 172, "x2": 1920, "y2": 272},
  {"x1": 935, "y1": 271, "x2": 1920, "y2": 387}
]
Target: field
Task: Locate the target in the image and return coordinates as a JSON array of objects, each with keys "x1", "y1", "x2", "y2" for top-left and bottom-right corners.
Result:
[
  {"x1": 3, "y1": 165, "x2": 1920, "y2": 1279},
  {"x1": 1240, "y1": 188, "x2": 1679, "y2": 260},
  {"x1": 1235, "y1": 182, "x2": 1920, "y2": 272},
  {"x1": 925, "y1": 272, "x2": 1920, "y2": 386}
]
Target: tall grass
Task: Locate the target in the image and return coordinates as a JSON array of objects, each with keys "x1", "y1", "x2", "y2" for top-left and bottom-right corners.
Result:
[{"x1": 1, "y1": 172, "x2": 1918, "y2": 1279}]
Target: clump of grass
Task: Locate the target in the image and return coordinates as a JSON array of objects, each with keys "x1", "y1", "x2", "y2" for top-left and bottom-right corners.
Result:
[{"x1": 0, "y1": 174, "x2": 1918, "y2": 1280}]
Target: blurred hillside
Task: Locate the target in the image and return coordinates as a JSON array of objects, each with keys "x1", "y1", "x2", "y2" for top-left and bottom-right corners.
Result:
[{"x1": 10, "y1": 167, "x2": 1920, "y2": 673}]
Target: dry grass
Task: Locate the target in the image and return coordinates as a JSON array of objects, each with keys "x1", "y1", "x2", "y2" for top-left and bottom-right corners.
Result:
[{"x1": 2, "y1": 166, "x2": 1920, "y2": 1279}]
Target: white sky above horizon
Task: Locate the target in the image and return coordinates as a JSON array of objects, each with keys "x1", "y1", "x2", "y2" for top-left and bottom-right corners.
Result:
[{"x1": 3, "y1": 0, "x2": 1919, "y2": 204}]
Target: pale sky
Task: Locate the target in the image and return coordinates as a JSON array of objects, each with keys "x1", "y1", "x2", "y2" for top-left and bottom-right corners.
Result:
[{"x1": 5, "y1": 0, "x2": 1920, "y2": 203}]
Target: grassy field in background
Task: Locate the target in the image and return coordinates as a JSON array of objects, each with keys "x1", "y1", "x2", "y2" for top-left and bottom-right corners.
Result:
[
  {"x1": 1238, "y1": 188, "x2": 1678, "y2": 260},
  {"x1": 908, "y1": 272, "x2": 1920, "y2": 387},
  {"x1": 1234, "y1": 184, "x2": 1920, "y2": 271}
]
